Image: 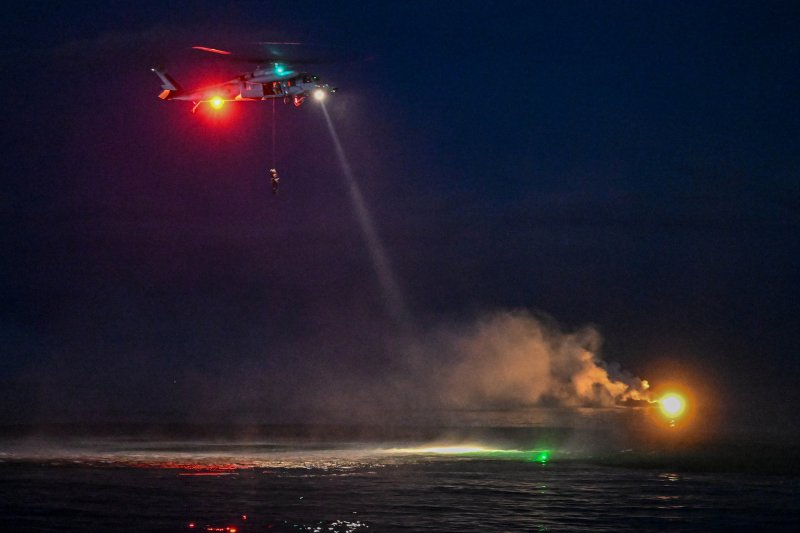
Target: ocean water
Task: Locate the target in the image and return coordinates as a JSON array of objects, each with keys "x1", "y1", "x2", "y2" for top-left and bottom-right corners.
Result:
[{"x1": 1, "y1": 428, "x2": 799, "y2": 532}]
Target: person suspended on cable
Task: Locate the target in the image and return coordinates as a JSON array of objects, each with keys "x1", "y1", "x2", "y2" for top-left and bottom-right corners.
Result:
[{"x1": 269, "y1": 168, "x2": 279, "y2": 195}]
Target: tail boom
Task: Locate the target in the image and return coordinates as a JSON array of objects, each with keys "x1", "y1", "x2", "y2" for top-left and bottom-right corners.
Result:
[{"x1": 151, "y1": 68, "x2": 182, "y2": 99}]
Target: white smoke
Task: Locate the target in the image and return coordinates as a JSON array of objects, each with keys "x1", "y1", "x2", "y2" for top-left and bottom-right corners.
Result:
[
  {"x1": 414, "y1": 310, "x2": 651, "y2": 410},
  {"x1": 205, "y1": 310, "x2": 653, "y2": 425}
]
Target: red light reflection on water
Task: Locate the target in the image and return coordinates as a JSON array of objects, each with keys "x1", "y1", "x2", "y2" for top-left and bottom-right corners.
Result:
[
  {"x1": 178, "y1": 471, "x2": 238, "y2": 476},
  {"x1": 186, "y1": 523, "x2": 239, "y2": 532},
  {"x1": 130, "y1": 461, "x2": 252, "y2": 475},
  {"x1": 186, "y1": 516, "x2": 369, "y2": 532}
]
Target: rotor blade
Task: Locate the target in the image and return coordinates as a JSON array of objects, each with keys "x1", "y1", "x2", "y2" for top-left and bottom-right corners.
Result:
[
  {"x1": 254, "y1": 41, "x2": 305, "y2": 46},
  {"x1": 191, "y1": 46, "x2": 233, "y2": 55},
  {"x1": 191, "y1": 44, "x2": 333, "y2": 65}
]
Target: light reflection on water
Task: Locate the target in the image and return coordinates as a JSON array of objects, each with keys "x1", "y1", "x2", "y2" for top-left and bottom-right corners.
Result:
[
  {"x1": 1, "y1": 438, "x2": 799, "y2": 531},
  {"x1": 0, "y1": 439, "x2": 557, "y2": 471}
]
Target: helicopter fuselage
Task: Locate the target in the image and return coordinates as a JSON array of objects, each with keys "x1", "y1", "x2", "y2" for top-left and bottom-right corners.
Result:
[{"x1": 154, "y1": 68, "x2": 336, "y2": 110}]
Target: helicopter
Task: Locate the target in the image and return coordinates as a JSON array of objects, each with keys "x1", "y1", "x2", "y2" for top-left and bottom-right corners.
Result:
[{"x1": 152, "y1": 45, "x2": 337, "y2": 113}]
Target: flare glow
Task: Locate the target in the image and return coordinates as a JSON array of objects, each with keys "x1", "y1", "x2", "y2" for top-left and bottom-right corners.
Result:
[{"x1": 658, "y1": 392, "x2": 687, "y2": 419}]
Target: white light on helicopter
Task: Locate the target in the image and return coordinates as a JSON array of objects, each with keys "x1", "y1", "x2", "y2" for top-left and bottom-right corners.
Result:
[{"x1": 313, "y1": 89, "x2": 326, "y2": 101}]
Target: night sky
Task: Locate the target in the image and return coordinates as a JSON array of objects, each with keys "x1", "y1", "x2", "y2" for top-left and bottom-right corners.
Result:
[{"x1": 2, "y1": 1, "x2": 799, "y2": 435}]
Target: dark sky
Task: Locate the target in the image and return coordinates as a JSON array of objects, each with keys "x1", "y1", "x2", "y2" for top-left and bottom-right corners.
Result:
[{"x1": 2, "y1": 1, "x2": 799, "y2": 434}]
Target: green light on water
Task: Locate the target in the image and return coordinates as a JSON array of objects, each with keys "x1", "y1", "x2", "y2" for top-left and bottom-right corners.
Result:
[
  {"x1": 397, "y1": 446, "x2": 555, "y2": 464},
  {"x1": 533, "y1": 450, "x2": 550, "y2": 463}
]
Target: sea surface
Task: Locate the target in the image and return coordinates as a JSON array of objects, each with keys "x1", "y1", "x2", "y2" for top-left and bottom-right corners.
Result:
[{"x1": 1, "y1": 426, "x2": 799, "y2": 532}]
